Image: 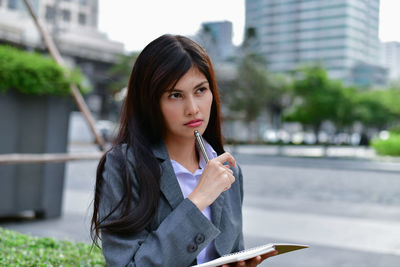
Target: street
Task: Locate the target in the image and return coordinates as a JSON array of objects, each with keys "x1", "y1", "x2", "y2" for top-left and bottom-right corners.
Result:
[
  {"x1": 236, "y1": 154, "x2": 400, "y2": 267},
  {"x1": 1, "y1": 144, "x2": 399, "y2": 266}
]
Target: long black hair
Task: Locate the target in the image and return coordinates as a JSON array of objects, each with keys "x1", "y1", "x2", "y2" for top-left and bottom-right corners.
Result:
[{"x1": 91, "y1": 34, "x2": 225, "y2": 244}]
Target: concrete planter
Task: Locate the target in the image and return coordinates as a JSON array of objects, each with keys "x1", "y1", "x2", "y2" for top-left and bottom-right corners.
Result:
[{"x1": 0, "y1": 91, "x2": 72, "y2": 218}]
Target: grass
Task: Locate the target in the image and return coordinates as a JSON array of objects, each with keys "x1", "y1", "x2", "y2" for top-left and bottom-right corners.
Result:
[{"x1": 0, "y1": 227, "x2": 105, "y2": 266}]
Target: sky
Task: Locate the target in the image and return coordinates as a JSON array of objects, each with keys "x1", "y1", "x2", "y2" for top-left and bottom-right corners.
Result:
[{"x1": 98, "y1": 0, "x2": 400, "y2": 52}]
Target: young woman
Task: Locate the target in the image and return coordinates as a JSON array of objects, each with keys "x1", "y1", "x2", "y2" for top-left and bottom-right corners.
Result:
[{"x1": 91, "y1": 34, "x2": 276, "y2": 267}]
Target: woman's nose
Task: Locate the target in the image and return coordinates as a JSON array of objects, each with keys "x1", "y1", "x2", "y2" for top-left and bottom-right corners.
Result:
[{"x1": 185, "y1": 96, "x2": 200, "y2": 116}]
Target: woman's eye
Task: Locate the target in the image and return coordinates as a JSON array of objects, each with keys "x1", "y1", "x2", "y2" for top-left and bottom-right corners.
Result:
[
  {"x1": 168, "y1": 92, "x2": 181, "y2": 99},
  {"x1": 196, "y1": 87, "x2": 207, "y2": 94}
]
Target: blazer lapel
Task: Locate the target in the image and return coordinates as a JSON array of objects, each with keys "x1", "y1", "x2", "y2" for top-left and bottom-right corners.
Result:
[{"x1": 151, "y1": 140, "x2": 184, "y2": 210}]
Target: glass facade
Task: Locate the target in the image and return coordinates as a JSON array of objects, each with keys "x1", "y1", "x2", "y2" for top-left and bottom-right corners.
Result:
[{"x1": 245, "y1": 0, "x2": 381, "y2": 84}]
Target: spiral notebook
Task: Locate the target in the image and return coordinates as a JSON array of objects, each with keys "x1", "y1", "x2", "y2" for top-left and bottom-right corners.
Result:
[{"x1": 192, "y1": 243, "x2": 308, "y2": 267}]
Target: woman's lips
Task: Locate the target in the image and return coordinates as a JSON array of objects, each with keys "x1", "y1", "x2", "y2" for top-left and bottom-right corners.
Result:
[{"x1": 184, "y1": 119, "x2": 202, "y2": 127}]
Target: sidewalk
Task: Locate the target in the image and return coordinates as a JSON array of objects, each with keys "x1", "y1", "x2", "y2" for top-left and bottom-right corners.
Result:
[
  {"x1": 228, "y1": 144, "x2": 374, "y2": 158},
  {"x1": 227, "y1": 144, "x2": 400, "y2": 164}
]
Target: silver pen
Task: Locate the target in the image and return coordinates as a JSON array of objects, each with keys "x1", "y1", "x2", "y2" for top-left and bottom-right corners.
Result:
[{"x1": 194, "y1": 130, "x2": 209, "y2": 163}]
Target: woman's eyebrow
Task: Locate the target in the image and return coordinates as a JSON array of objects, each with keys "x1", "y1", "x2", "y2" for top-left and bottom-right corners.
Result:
[
  {"x1": 194, "y1": 81, "x2": 209, "y2": 89},
  {"x1": 167, "y1": 88, "x2": 183, "y2": 93},
  {"x1": 171, "y1": 80, "x2": 209, "y2": 92}
]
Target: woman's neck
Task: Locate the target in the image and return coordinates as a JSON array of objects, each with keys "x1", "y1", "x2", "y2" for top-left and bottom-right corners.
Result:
[{"x1": 165, "y1": 137, "x2": 199, "y2": 173}]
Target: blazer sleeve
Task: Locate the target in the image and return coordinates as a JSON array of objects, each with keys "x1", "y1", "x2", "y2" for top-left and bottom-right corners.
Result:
[{"x1": 98, "y1": 147, "x2": 221, "y2": 267}]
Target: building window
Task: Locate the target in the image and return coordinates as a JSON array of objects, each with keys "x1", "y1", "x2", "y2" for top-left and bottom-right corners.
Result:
[
  {"x1": 78, "y1": 13, "x2": 86, "y2": 25},
  {"x1": 79, "y1": 0, "x2": 87, "y2": 5},
  {"x1": 62, "y1": 9, "x2": 71, "y2": 22},
  {"x1": 45, "y1": 5, "x2": 56, "y2": 22},
  {"x1": 7, "y1": 0, "x2": 17, "y2": 9}
]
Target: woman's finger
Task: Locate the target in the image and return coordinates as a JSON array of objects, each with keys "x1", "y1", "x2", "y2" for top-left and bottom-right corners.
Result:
[
  {"x1": 214, "y1": 152, "x2": 236, "y2": 167},
  {"x1": 222, "y1": 170, "x2": 235, "y2": 187},
  {"x1": 223, "y1": 164, "x2": 233, "y2": 171},
  {"x1": 228, "y1": 172, "x2": 235, "y2": 184}
]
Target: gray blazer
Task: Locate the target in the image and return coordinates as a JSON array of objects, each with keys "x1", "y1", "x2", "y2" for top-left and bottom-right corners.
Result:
[{"x1": 99, "y1": 140, "x2": 244, "y2": 267}]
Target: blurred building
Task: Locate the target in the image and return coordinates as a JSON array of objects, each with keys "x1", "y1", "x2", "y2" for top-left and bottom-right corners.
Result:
[
  {"x1": 351, "y1": 62, "x2": 387, "y2": 87},
  {"x1": 380, "y1": 41, "x2": 400, "y2": 82},
  {"x1": 0, "y1": 0, "x2": 124, "y2": 118},
  {"x1": 245, "y1": 0, "x2": 385, "y2": 86},
  {"x1": 195, "y1": 21, "x2": 235, "y2": 62}
]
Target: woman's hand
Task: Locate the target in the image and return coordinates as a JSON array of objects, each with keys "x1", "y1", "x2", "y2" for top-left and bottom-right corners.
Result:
[
  {"x1": 219, "y1": 250, "x2": 278, "y2": 267},
  {"x1": 188, "y1": 152, "x2": 236, "y2": 211}
]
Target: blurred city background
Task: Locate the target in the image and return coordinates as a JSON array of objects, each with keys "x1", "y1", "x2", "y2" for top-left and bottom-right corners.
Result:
[{"x1": 0, "y1": 0, "x2": 399, "y2": 266}]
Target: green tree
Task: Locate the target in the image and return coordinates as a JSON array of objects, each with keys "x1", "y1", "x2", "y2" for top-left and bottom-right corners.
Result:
[
  {"x1": 264, "y1": 73, "x2": 292, "y2": 129},
  {"x1": 284, "y1": 65, "x2": 348, "y2": 136},
  {"x1": 354, "y1": 89, "x2": 400, "y2": 130},
  {"x1": 225, "y1": 53, "x2": 291, "y2": 141},
  {"x1": 107, "y1": 51, "x2": 139, "y2": 95},
  {"x1": 228, "y1": 54, "x2": 270, "y2": 122},
  {"x1": 381, "y1": 86, "x2": 400, "y2": 119},
  {"x1": 285, "y1": 65, "x2": 400, "y2": 139},
  {"x1": 99, "y1": 51, "x2": 139, "y2": 120},
  {"x1": 332, "y1": 85, "x2": 358, "y2": 131},
  {"x1": 223, "y1": 26, "x2": 292, "y2": 141}
]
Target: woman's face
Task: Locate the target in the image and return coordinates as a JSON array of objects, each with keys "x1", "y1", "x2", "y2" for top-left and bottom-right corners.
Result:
[{"x1": 160, "y1": 67, "x2": 213, "y2": 143}]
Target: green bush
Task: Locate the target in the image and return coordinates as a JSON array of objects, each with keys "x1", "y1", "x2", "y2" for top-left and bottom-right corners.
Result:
[
  {"x1": 0, "y1": 45, "x2": 91, "y2": 95},
  {"x1": 389, "y1": 126, "x2": 400, "y2": 135},
  {"x1": 371, "y1": 132, "x2": 400, "y2": 157},
  {"x1": 0, "y1": 227, "x2": 105, "y2": 266}
]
